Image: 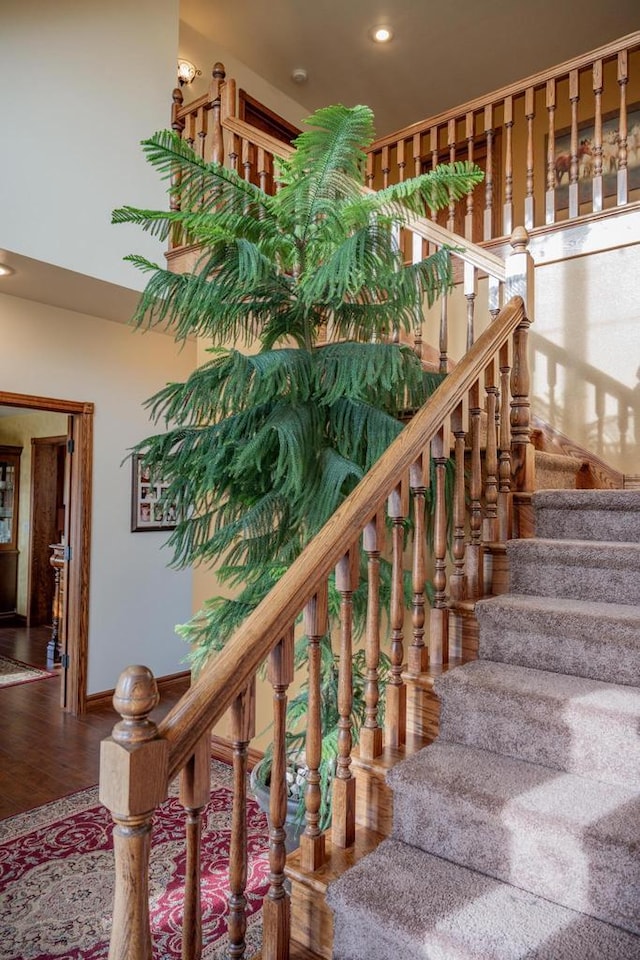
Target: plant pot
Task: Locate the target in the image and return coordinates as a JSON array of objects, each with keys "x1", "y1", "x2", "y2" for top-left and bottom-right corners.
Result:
[{"x1": 250, "y1": 758, "x2": 305, "y2": 854}]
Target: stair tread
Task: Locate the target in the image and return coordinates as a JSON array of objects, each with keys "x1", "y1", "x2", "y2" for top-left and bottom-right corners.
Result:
[
  {"x1": 328, "y1": 839, "x2": 640, "y2": 960},
  {"x1": 508, "y1": 537, "x2": 640, "y2": 560},
  {"x1": 388, "y1": 741, "x2": 639, "y2": 843},
  {"x1": 477, "y1": 592, "x2": 640, "y2": 625},
  {"x1": 534, "y1": 489, "x2": 640, "y2": 510}
]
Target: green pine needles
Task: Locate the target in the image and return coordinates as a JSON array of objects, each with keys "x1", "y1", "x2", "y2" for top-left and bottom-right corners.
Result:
[{"x1": 114, "y1": 103, "x2": 482, "y2": 671}]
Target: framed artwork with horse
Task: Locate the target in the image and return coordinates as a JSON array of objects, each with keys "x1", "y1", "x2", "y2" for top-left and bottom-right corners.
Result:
[{"x1": 549, "y1": 102, "x2": 640, "y2": 209}]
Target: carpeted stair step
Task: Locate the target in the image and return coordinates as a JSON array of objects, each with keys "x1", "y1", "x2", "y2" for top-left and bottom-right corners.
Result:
[
  {"x1": 507, "y1": 538, "x2": 640, "y2": 605},
  {"x1": 327, "y1": 838, "x2": 640, "y2": 960},
  {"x1": 534, "y1": 450, "x2": 583, "y2": 490},
  {"x1": 475, "y1": 594, "x2": 640, "y2": 686},
  {"x1": 387, "y1": 741, "x2": 640, "y2": 934},
  {"x1": 435, "y1": 660, "x2": 640, "y2": 788},
  {"x1": 533, "y1": 489, "x2": 640, "y2": 542}
]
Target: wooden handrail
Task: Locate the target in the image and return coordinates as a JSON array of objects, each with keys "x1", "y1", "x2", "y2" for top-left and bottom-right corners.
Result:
[
  {"x1": 371, "y1": 30, "x2": 640, "y2": 150},
  {"x1": 222, "y1": 115, "x2": 295, "y2": 159},
  {"x1": 158, "y1": 296, "x2": 526, "y2": 779},
  {"x1": 404, "y1": 212, "x2": 505, "y2": 280}
]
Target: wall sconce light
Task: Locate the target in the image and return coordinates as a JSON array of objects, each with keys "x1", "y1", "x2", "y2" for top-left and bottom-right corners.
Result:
[{"x1": 177, "y1": 59, "x2": 201, "y2": 86}]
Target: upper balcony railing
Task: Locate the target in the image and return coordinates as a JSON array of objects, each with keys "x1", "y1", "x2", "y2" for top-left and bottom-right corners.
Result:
[{"x1": 365, "y1": 31, "x2": 640, "y2": 242}]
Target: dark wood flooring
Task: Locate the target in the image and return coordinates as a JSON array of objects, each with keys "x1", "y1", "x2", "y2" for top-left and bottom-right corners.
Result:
[{"x1": 0, "y1": 623, "x2": 189, "y2": 820}]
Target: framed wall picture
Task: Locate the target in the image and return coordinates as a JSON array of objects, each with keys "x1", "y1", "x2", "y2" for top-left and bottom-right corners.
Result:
[
  {"x1": 549, "y1": 103, "x2": 640, "y2": 211},
  {"x1": 131, "y1": 455, "x2": 178, "y2": 532}
]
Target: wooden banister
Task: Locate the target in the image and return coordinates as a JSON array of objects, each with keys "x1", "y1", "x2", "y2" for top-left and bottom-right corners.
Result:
[
  {"x1": 155, "y1": 294, "x2": 526, "y2": 780},
  {"x1": 370, "y1": 31, "x2": 640, "y2": 151}
]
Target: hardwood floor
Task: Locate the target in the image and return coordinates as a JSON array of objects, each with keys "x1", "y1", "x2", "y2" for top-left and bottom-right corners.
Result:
[{"x1": 0, "y1": 622, "x2": 189, "y2": 819}]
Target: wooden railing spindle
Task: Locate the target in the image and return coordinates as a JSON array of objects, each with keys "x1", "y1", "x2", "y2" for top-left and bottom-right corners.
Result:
[
  {"x1": 429, "y1": 428, "x2": 449, "y2": 663},
  {"x1": 333, "y1": 549, "x2": 359, "y2": 848},
  {"x1": 484, "y1": 104, "x2": 494, "y2": 240},
  {"x1": 568, "y1": 69, "x2": 580, "y2": 219},
  {"x1": 465, "y1": 111, "x2": 475, "y2": 239},
  {"x1": 450, "y1": 402, "x2": 467, "y2": 603},
  {"x1": 300, "y1": 587, "x2": 328, "y2": 871},
  {"x1": 545, "y1": 79, "x2": 556, "y2": 224},
  {"x1": 386, "y1": 486, "x2": 407, "y2": 746},
  {"x1": 413, "y1": 132, "x2": 422, "y2": 179},
  {"x1": 498, "y1": 340, "x2": 513, "y2": 541},
  {"x1": 503, "y1": 95, "x2": 514, "y2": 235},
  {"x1": 592, "y1": 59, "x2": 604, "y2": 212},
  {"x1": 524, "y1": 87, "x2": 535, "y2": 229},
  {"x1": 430, "y1": 127, "x2": 439, "y2": 221},
  {"x1": 180, "y1": 733, "x2": 211, "y2": 960},
  {"x1": 439, "y1": 293, "x2": 449, "y2": 373},
  {"x1": 466, "y1": 379, "x2": 484, "y2": 599},
  {"x1": 228, "y1": 682, "x2": 256, "y2": 959},
  {"x1": 263, "y1": 631, "x2": 294, "y2": 960},
  {"x1": 210, "y1": 63, "x2": 225, "y2": 165},
  {"x1": 483, "y1": 359, "x2": 499, "y2": 543},
  {"x1": 464, "y1": 262, "x2": 477, "y2": 351},
  {"x1": 408, "y1": 458, "x2": 428, "y2": 674},
  {"x1": 617, "y1": 51, "x2": 629, "y2": 206},
  {"x1": 360, "y1": 518, "x2": 384, "y2": 759},
  {"x1": 447, "y1": 118, "x2": 457, "y2": 232}
]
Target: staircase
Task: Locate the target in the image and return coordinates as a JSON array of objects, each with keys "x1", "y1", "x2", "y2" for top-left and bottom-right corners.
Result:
[{"x1": 328, "y1": 489, "x2": 640, "y2": 959}]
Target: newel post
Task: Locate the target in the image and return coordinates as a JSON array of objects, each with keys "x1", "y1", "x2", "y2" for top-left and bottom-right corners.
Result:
[
  {"x1": 210, "y1": 62, "x2": 226, "y2": 165},
  {"x1": 99, "y1": 666, "x2": 169, "y2": 960},
  {"x1": 506, "y1": 227, "x2": 536, "y2": 537}
]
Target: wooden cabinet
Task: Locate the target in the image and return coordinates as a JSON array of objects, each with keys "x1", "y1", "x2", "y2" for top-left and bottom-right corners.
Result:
[{"x1": 0, "y1": 445, "x2": 22, "y2": 617}]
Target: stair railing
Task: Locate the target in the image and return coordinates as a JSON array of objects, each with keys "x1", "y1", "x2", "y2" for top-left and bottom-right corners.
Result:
[
  {"x1": 100, "y1": 226, "x2": 534, "y2": 958},
  {"x1": 366, "y1": 31, "x2": 640, "y2": 241}
]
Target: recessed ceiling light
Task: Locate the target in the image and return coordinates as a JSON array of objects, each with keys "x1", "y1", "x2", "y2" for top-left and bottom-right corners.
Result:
[
  {"x1": 371, "y1": 25, "x2": 393, "y2": 43},
  {"x1": 0, "y1": 264, "x2": 15, "y2": 278}
]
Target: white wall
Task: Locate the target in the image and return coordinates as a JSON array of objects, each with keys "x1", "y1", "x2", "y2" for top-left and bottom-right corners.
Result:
[
  {"x1": 0, "y1": 0, "x2": 179, "y2": 291},
  {"x1": 179, "y1": 20, "x2": 309, "y2": 129},
  {"x1": 1, "y1": 292, "x2": 197, "y2": 693}
]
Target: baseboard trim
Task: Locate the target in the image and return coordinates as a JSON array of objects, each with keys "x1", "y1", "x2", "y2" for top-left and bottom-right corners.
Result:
[
  {"x1": 211, "y1": 734, "x2": 264, "y2": 772},
  {"x1": 86, "y1": 670, "x2": 191, "y2": 710}
]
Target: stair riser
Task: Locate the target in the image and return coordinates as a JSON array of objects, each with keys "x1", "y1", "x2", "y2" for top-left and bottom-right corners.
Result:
[
  {"x1": 509, "y1": 553, "x2": 640, "y2": 605},
  {"x1": 391, "y1": 788, "x2": 640, "y2": 934},
  {"x1": 437, "y1": 695, "x2": 640, "y2": 789},
  {"x1": 535, "y1": 507, "x2": 640, "y2": 542},
  {"x1": 476, "y1": 609, "x2": 640, "y2": 686}
]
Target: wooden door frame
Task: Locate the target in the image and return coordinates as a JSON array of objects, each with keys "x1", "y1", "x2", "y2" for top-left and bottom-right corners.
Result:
[
  {"x1": 27, "y1": 434, "x2": 66, "y2": 628},
  {"x1": 0, "y1": 390, "x2": 93, "y2": 715}
]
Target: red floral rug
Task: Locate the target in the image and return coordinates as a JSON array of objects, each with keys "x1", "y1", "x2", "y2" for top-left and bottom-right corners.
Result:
[
  {"x1": 0, "y1": 654, "x2": 55, "y2": 688},
  {"x1": 0, "y1": 760, "x2": 269, "y2": 959}
]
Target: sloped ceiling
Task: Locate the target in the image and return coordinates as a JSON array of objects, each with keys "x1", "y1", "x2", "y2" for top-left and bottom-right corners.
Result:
[{"x1": 180, "y1": 0, "x2": 639, "y2": 137}]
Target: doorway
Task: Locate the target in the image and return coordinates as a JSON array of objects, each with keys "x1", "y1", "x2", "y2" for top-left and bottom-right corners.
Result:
[{"x1": 0, "y1": 390, "x2": 93, "y2": 714}]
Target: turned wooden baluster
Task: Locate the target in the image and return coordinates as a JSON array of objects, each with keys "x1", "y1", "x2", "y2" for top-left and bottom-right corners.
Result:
[
  {"x1": 507, "y1": 229, "x2": 535, "y2": 514},
  {"x1": 498, "y1": 340, "x2": 513, "y2": 541},
  {"x1": 221, "y1": 75, "x2": 238, "y2": 174},
  {"x1": 184, "y1": 111, "x2": 196, "y2": 151},
  {"x1": 210, "y1": 63, "x2": 225, "y2": 165},
  {"x1": 196, "y1": 106, "x2": 208, "y2": 162},
  {"x1": 484, "y1": 104, "x2": 494, "y2": 240},
  {"x1": 333, "y1": 548, "x2": 359, "y2": 848},
  {"x1": 397, "y1": 139, "x2": 406, "y2": 182},
  {"x1": 408, "y1": 458, "x2": 429, "y2": 673},
  {"x1": 170, "y1": 88, "x2": 185, "y2": 247},
  {"x1": 545, "y1": 79, "x2": 557, "y2": 224},
  {"x1": 617, "y1": 51, "x2": 629, "y2": 206},
  {"x1": 568, "y1": 69, "x2": 580, "y2": 219},
  {"x1": 429, "y1": 427, "x2": 449, "y2": 664},
  {"x1": 257, "y1": 149, "x2": 273, "y2": 196},
  {"x1": 592, "y1": 59, "x2": 604, "y2": 212},
  {"x1": 180, "y1": 733, "x2": 210, "y2": 960},
  {"x1": 413, "y1": 132, "x2": 422, "y2": 179},
  {"x1": 366, "y1": 152, "x2": 375, "y2": 190},
  {"x1": 503, "y1": 95, "x2": 514, "y2": 236},
  {"x1": 228, "y1": 680, "x2": 256, "y2": 959},
  {"x1": 411, "y1": 231, "x2": 424, "y2": 359},
  {"x1": 488, "y1": 275, "x2": 502, "y2": 323},
  {"x1": 447, "y1": 119, "x2": 457, "y2": 232},
  {"x1": 263, "y1": 631, "x2": 294, "y2": 960},
  {"x1": 430, "y1": 127, "x2": 439, "y2": 221},
  {"x1": 381, "y1": 145, "x2": 390, "y2": 188},
  {"x1": 386, "y1": 486, "x2": 407, "y2": 747},
  {"x1": 450, "y1": 402, "x2": 466, "y2": 603},
  {"x1": 464, "y1": 262, "x2": 477, "y2": 351},
  {"x1": 524, "y1": 87, "x2": 535, "y2": 229},
  {"x1": 465, "y1": 111, "x2": 475, "y2": 239},
  {"x1": 242, "y1": 139, "x2": 254, "y2": 184},
  {"x1": 483, "y1": 359, "x2": 499, "y2": 543},
  {"x1": 439, "y1": 292, "x2": 449, "y2": 373},
  {"x1": 360, "y1": 516, "x2": 384, "y2": 759},
  {"x1": 99, "y1": 666, "x2": 169, "y2": 960},
  {"x1": 300, "y1": 586, "x2": 328, "y2": 871},
  {"x1": 466, "y1": 379, "x2": 484, "y2": 599}
]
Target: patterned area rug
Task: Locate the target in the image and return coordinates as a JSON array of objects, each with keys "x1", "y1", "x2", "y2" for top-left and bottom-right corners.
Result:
[
  {"x1": 0, "y1": 654, "x2": 55, "y2": 688},
  {"x1": 0, "y1": 760, "x2": 269, "y2": 959}
]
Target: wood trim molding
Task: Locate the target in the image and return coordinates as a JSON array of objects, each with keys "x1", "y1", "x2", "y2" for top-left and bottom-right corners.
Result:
[
  {"x1": 221, "y1": 115, "x2": 295, "y2": 159},
  {"x1": 0, "y1": 390, "x2": 93, "y2": 716},
  {"x1": 86, "y1": 670, "x2": 191, "y2": 709}
]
